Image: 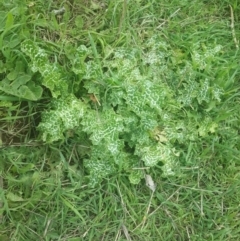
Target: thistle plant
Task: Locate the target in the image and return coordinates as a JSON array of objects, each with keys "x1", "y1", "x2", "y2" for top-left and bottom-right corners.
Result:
[{"x1": 19, "y1": 35, "x2": 226, "y2": 186}]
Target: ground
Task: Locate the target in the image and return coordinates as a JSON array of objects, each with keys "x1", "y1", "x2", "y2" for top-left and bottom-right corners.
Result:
[{"x1": 0, "y1": 0, "x2": 240, "y2": 240}]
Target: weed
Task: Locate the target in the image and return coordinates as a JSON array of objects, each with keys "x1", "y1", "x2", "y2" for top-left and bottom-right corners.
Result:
[{"x1": 0, "y1": 0, "x2": 240, "y2": 240}]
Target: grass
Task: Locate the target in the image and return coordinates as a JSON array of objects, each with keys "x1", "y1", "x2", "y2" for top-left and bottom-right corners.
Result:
[{"x1": 0, "y1": 0, "x2": 240, "y2": 240}]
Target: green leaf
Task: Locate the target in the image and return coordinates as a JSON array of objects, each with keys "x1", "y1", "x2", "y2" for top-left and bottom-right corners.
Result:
[
  {"x1": 5, "y1": 12, "x2": 14, "y2": 30},
  {"x1": 6, "y1": 192, "x2": 24, "y2": 202},
  {"x1": 0, "y1": 74, "x2": 43, "y2": 101},
  {"x1": 71, "y1": 45, "x2": 88, "y2": 76},
  {"x1": 7, "y1": 71, "x2": 17, "y2": 80},
  {"x1": 75, "y1": 16, "x2": 84, "y2": 29}
]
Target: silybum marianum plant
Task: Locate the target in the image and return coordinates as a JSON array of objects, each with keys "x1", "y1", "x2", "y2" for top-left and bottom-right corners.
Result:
[{"x1": 19, "y1": 35, "x2": 225, "y2": 186}]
